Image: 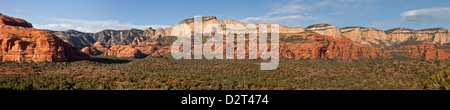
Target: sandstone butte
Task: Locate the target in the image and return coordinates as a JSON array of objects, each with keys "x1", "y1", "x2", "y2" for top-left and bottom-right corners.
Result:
[
  {"x1": 133, "y1": 41, "x2": 169, "y2": 56},
  {"x1": 81, "y1": 47, "x2": 100, "y2": 55},
  {"x1": 0, "y1": 13, "x2": 90, "y2": 62},
  {"x1": 104, "y1": 45, "x2": 142, "y2": 58},
  {"x1": 92, "y1": 41, "x2": 109, "y2": 52},
  {"x1": 96, "y1": 39, "x2": 168, "y2": 58}
]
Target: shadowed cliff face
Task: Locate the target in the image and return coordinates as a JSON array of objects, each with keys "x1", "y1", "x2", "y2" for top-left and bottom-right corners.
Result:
[
  {"x1": 0, "y1": 13, "x2": 33, "y2": 28},
  {"x1": 50, "y1": 30, "x2": 96, "y2": 49},
  {"x1": 0, "y1": 14, "x2": 90, "y2": 62},
  {"x1": 92, "y1": 29, "x2": 145, "y2": 47}
]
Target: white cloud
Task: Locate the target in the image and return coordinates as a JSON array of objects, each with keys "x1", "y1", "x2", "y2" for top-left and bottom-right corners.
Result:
[
  {"x1": 34, "y1": 18, "x2": 171, "y2": 33},
  {"x1": 401, "y1": 7, "x2": 450, "y2": 22}
]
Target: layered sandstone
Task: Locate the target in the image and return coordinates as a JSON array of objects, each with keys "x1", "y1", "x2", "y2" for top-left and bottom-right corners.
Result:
[
  {"x1": 29, "y1": 15, "x2": 449, "y2": 60},
  {"x1": 104, "y1": 45, "x2": 142, "y2": 58},
  {"x1": 90, "y1": 41, "x2": 108, "y2": 52},
  {"x1": 392, "y1": 41, "x2": 450, "y2": 60},
  {"x1": 0, "y1": 13, "x2": 33, "y2": 28},
  {"x1": 341, "y1": 27, "x2": 450, "y2": 46},
  {"x1": 163, "y1": 16, "x2": 305, "y2": 38},
  {"x1": 305, "y1": 24, "x2": 341, "y2": 38},
  {"x1": 385, "y1": 28, "x2": 450, "y2": 45},
  {"x1": 81, "y1": 47, "x2": 100, "y2": 55},
  {"x1": 133, "y1": 41, "x2": 170, "y2": 56},
  {"x1": 0, "y1": 14, "x2": 90, "y2": 62},
  {"x1": 341, "y1": 27, "x2": 388, "y2": 46},
  {"x1": 279, "y1": 33, "x2": 385, "y2": 60}
]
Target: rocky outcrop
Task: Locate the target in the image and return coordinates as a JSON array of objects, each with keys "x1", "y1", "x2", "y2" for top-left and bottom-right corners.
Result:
[
  {"x1": 133, "y1": 41, "x2": 169, "y2": 56},
  {"x1": 92, "y1": 41, "x2": 109, "y2": 52},
  {"x1": 50, "y1": 29, "x2": 95, "y2": 49},
  {"x1": 93, "y1": 29, "x2": 145, "y2": 47},
  {"x1": 341, "y1": 27, "x2": 450, "y2": 46},
  {"x1": 341, "y1": 27, "x2": 388, "y2": 46},
  {"x1": 297, "y1": 23, "x2": 450, "y2": 47},
  {"x1": 305, "y1": 24, "x2": 341, "y2": 38},
  {"x1": 391, "y1": 41, "x2": 450, "y2": 60},
  {"x1": 384, "y1": 28, "x2": 417, "y2": 44},
  {"x1": 279, "y1": 33, "x2": 385, "y2": 60},
  {"x1": 0, "y1": 14, "x2": 90, "y2": 62},
  {"x1": 0, "y1": 13, "x2": 33, "y2": 28},
  {"x1": 81, "y1": 47, "x2": 100, "y2": 55},
  {"x1": 104, "y1": 45, "x2": 142, "y2": 58},
  {"x1": 385, "y1": 28, "x2": 450, "y2": 45},
  {"x1": 153, "y1": 28, "x2": 166, "y2": 39},
  {"x1": 143, "y1": 27, "x2": 156, "y2": 39}
]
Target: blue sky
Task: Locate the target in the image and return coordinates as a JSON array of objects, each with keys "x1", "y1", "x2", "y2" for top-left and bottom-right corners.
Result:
[{"x1": 1, "y1": 0, "x2": 449, "y2": 32}]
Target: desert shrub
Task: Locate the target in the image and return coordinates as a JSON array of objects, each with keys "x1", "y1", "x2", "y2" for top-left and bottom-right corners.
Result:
[{"x1": 424, "y1": 69, "x2": 450, "y2": 90}]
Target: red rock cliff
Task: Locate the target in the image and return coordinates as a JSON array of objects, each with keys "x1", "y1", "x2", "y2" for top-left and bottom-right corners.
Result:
[
  {"x1": 280, "y1": 33, "x2": 386, "y2": 60},
  {"x1": 0, "y1": 14, "x2": 90, "y2": 62},
  {"x1": 392, "y1": 41, "x2": 450, "y2": 60}
]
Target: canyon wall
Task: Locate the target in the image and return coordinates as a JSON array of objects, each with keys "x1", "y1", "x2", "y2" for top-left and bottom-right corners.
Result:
[{"x1": 0, "y1": 13, "x2": 90, "y2": 62}]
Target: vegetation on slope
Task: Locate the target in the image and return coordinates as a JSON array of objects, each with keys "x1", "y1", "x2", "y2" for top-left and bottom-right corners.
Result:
[{"x1": 0, "y1": 54, "x2": 448, "y2": 90}]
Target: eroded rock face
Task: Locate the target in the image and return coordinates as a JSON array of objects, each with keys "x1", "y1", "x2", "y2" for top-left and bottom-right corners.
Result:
[
  {"x1": 279, "y1": 33, "x2": 384, "y2": 60},
  {"x1": 305, "y1": 24, "x2": 341, "y2": 38},
  {"x1": 164, "y1": 16, "x2": 305, "y2": 38},
  {"x1": 386, "y1": 28, "x2": 450, "y2": 45},
  {"x1": 0, "y1": 13, "x2": 33, "y2": 28},
  {"x1": 93, "y1": 29, "x2": 145, "y2": 47},
  {"x1": 391, "y1": 41, "x2": 450, "y2": 60},
  {"x1": 153, "y1": 28, "x2": 166, "y2": 39},
  {"x1": 0, "y1": 14, "x2": 90, "y2": 62},
  {"x1": 90, "y1": 41, "x2": 108, "y2": 52},
  {"x1": 50, "y1": 29, "x2": 95, "y2": 49},
  {"x1": 341, "y1": 27, "x2": 450, "y2": 46},
  {"x1": 384, "y1": 28, "x2": 417, "y2": 44},
  {"x1": 81, "y1": 47, "x2": 100, "y2": 55},
  {"x1": 143, "y1": 27, "x2": 155, "y2": 39},
  {"x1": 26, "y1": 15, "x2": 448, "y2": 60},
  {"x1": 104, "y1": 45, "x2": 142, "y2": 58},
  {"x1": 341, "y1": 27, "x2": 388, "y2": 46},
  {"x1": 133, "y1": 41, "x2": 170, "y2": 56}
]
